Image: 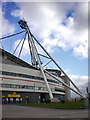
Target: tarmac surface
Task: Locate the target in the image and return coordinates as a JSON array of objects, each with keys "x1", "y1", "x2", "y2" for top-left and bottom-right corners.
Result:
[{"x1": 1, "y1": 104, "x2": 88, "y2": 118}]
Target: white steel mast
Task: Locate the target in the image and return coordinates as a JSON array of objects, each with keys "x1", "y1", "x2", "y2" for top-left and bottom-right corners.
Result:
[
  {"x1": 0, "y1": 19, "x2": 85, "y2": 102},
  {"x1": 18, "y1": 19, "x2": 85, "y2": 100},
  {"x1": 18, "y1": 20, "x2": 54, "y2": 100}
]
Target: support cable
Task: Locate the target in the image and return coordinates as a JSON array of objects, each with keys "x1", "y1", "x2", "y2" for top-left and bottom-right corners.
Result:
[
  {"x1": 28, "y1": 33, "x2": 33, "y2": 64},
  {"x1": 10, "y1": 36, "x2": 12, "y2": 53},
  {"x1": 28, "y1": 32, "x2": 37, "y2": 66},
  {"x1": 43, "y1": 60, "x2": 52, "y2": 68},
  {"x1": 31, "y1": 36, "x2": 38, "y2": 66},
  {"x1": 30, "y1": 32, "x2": 42, "y2": 66},
  {"x1": 0, "y1": 31, "x2": 25, "y2": 40},
  {"x1": 38, "y1": 53, "x2": 50, "y2": 59},
  {"x1": 18, "y1": 32, "x2": 27, "y2": 58},
  {"x1": 44, "y1": 69, "x2": 85, "y2": 98},
  {"x1": 13, "y1": 32, "x2": 27, "y2": 54}
]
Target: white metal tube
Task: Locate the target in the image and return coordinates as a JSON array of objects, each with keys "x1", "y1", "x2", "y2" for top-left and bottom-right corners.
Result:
[
  {"x1": 32, "y1": 34, "x2": 82, "y2": 95},
  {"x1": 26, "y1": 27, "x2": 53, "y2": 99},
  {"x1": 44, "y1": 70, "x2": 85, "y2": 98}
]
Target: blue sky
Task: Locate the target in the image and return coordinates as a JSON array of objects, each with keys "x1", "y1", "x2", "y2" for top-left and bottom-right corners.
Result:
[{"x1": 0, "y1": 1, "x2": 88, "y2": 97}]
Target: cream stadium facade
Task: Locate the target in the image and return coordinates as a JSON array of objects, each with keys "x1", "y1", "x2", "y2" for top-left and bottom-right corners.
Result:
[{"x1": 0, "y1": 48, "x2": 71, "y2": 103}]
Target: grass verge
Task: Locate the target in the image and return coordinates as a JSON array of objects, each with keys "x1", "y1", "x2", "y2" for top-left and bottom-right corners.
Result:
[{"x1": 18, "y1": 100, "x2": 90, "y2": 109}]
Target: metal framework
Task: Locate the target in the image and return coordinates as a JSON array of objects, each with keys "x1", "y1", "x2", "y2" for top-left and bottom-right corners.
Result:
[{"x1": 0, "y1": 19, "x2": 85, "y2": 101}]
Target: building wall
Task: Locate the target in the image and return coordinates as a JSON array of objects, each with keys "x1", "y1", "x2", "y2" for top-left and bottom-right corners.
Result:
[
  {"x1": 2, "y1": 91, "x2": 65, "y2": 103},
  {"x1": 61, "y1": 76, "x2": 71, "y2": 101},
  {"x1": 0, "y1": 63, "x2": 64, "y2": 87},
  {"x1": 0, "y1": 63, "x2": 66, "y2": 103},
  {"x1": 0, "y1": 53, "x2": 68, "y2": 103},
  {"x1": 2, "y1": 91, "x2": 41, "y2": 103}
]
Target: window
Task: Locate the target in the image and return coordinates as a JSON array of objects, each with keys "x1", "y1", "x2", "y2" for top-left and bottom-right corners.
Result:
[
  {"x1": 2, "y1": 71, "x2": 44, "y2": 81},
  {"x1": 22, "y1": 85, "x2": 26, "y2": 88},
  {"x1": 25, "y1": 86, "x2": 34, "y2": 90},
  {"x1": 11, "y1": 85, "x2": 16, "y2": 88},
  {"x1": 10, "y1": 85, "x2": 20, "y2": 88},
  {"x1": 50, "y1": 71, "x2": 58, "y2": 76},
  {"x1": 10, "y1": 98, "x2": 13, "y2": 101},
  {"x1": 11, "y1": 73, "x2": 16, "y2": 76},
  {"x1": 16, "y1": 98, "x2": 19, "y2": 101},
  {"x1": 60, "y1": 95, "x2": 64, "y2": 99},
  {"x1": 2, "y1": 84, "x2": 10, "y2": 88},
  {"x1": 47, "y1": 79, "x2": 59, "y2": 84},
  {"x1": 2, "y1": 71, "x2": 11, "y2": 76},
  {"x1": 2, "y1": 71, "x2": 60, "y2": 84},
  {"x1": 16, "y1": 85, "x2": 20, "y2": 88},
  {"x1": 55, "y1": 89, "x2": 65, "y2": 93},
  {"x1": 51, "y1": 88, "x2": 54, "y2": 91},
  {"x1": 43, "y1": 87, "x2": 48, "y2": 91},
  {"x1": 38, "y1": 87, "x2": 41, "y2": 90},
  {"x1": 26, "y1": 86, "x2": 33, "y2": 89}
]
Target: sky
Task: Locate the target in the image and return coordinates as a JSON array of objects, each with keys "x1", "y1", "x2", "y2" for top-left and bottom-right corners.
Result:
[{"x1": 0, "y1": 0, "x2": 89, "y2": 98}]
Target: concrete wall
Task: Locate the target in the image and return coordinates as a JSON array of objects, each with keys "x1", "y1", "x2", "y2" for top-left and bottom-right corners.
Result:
[{"x1": 61, "y1": 76, "x2": 71, "y2": 101}]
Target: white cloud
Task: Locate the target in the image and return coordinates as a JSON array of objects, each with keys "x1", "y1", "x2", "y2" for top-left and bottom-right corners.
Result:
[
  {"x1": 1, "y1": 18, "x2": 16, "y2": 36},
  {"x1": 73, "y1": 42, "x2": 88, "y2": 58},
  {"x1": 0, "y1": 4, "x2": 2, "y2": 37},
  {"x1": 0, "y1": 4, "x2": 16, "y2": 37},
  {"x1": 11, "y1": 2, "x2": 88, "y2": 59},
  {"x1": 11, "y1": 9, "x2": 23, "y2": 18},
  {"x1": 69, "y1": 75, "x2": 88, "y2": 97},
  {"x1": 64, "y1": 69, "x2": 71, "y2": 74}
]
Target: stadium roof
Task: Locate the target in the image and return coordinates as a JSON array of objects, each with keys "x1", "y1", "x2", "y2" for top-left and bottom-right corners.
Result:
[
  {"x1": 0, "y1": 48, "x2": 36, "y2": 69},
  {"x1": 0, "y1": 48, "x2": 62, "y2": 73}
]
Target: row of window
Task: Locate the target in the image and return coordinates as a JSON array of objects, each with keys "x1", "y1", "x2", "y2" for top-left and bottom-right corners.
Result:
[
  {"x1": 55, "y1": 89, "x2": 65, "y2": 93},
  {"x1": 1, "y1": 84, "x2": 55, "y2": 91},
  {"x1": 1, "y1": 71, "x2": 60, "y2": 84}
]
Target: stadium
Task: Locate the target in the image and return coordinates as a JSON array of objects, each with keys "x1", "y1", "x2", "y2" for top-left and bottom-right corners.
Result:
[
  {"x1": 0, "y1": 20, "x2": 84, "y2": 104},
  {"x1": 0, "y1": 48, "x2": 71, "y2": 103}
]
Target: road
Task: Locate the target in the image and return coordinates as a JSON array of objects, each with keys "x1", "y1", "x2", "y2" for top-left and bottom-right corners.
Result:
[{"x1": 1, "y1": 104, "x2": 88, "y2": 118}]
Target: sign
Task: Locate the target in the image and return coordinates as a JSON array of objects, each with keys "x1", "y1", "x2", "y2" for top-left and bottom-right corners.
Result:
[
  {"x1": 2, "y1": 96, "x2": 5, "y2": 97},
  {"x1": 8, "y1": 94, "x2": 20, "y2": 98},
  {"x1": 13, "y1": 92, "x2": 16, "y2": 95},
  {"x1": 26, "y1": 96, "x2": 29, "y2": 98}
]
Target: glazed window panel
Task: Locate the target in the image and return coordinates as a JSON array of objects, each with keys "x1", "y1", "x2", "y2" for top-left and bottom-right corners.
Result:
[
  {"x1": 43, "y1": 87, "x2": 48, "y2": 91},
  {"x1": 2, "y1": 84, "x2": 10, "y2": 88},
  {"x1": 10, "y1": 84, "x2": 17, "y2": 88},
  {"x1": 2, "y1": 71, "x2": 60, "y2": 85}
]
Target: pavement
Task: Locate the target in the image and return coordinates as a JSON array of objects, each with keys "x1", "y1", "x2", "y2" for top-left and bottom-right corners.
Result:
[{"x1": 1, "y1": 104, "x2": 89, "y2": 118}]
